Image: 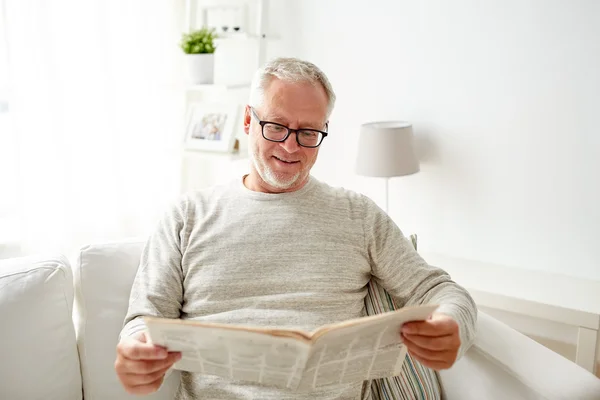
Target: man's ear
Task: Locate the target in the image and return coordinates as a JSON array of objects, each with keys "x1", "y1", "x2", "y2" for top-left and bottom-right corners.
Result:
[{"x1": 243, "y1": 105, "x2": 252, "y2": 135}]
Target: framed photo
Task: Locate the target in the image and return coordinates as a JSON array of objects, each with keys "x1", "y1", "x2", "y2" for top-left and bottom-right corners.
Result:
[{"x1": 184, "y1": 102, "x2": 240, "y2": 152}]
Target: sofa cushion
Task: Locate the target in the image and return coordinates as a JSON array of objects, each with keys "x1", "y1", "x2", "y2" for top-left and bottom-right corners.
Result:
[
  {"x1": 0, "y1": 255, "x2": 82, "y2": 400},
  {"x1": 73, "y1": 239, "x2": 180, "y2": 400}
]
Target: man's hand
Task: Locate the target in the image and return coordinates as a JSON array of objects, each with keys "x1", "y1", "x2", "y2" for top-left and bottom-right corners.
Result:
[
  {"x1": 115, "y1": 331, "x2": 182, "y2": 395},
  {"x1": 401, "y1": 313, "x2": 461, "y2": 370}
]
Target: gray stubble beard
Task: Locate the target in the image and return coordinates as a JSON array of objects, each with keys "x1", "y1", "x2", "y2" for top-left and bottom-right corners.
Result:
[{"x1": 248, "y1": 144, "x2": 303, "y2": 190}]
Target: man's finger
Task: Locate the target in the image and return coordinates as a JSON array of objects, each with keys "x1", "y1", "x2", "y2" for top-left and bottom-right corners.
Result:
[
  {"x1": 408, "y1": 352, "x2": 450, "y2": 371},
  {"x1": 401, "y1": 317, "x2": 456, "y2": 337},
  {"x1": 117, "y1": 339, "x2": 169, "y2": 361},
  {"x1": 403, "y1": 337, "x2": 454, "y2": 363},
  {"x1": 402, "y1": 332, "x2": 458, "y2": 351},
  {"x1": 117, "y1": 352, "x2": 181, "y2": 374},
  {"x1": 122, "y1": 364, "x2": 172, "y2": 386},
  {"x1": 126, "y1": 376, "x2": 165, "y2": 395}
]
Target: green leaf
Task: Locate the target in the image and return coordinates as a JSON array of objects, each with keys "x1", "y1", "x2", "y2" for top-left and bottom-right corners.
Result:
[{"x1": 180, "y1": 27, "x2": 217, "y2": 54}]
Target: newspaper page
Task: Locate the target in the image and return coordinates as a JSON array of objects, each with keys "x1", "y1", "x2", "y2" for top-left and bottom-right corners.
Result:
[
  {"x1": 297, "y1": 304, "x2": 438, "y2": 391},
  {"x1": 144, "y1": 304, "x2": 437, "y2": 391},
  {"x1": 145, "y1": 322, "x2": 312, "y2": 390}
]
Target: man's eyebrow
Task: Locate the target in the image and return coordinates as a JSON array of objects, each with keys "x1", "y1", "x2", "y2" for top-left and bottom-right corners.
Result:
[
  {"x1": 264, "y1": 113, "x2": 287, "y2": 122},
  {"x1": 265, "y1": 114, "x2": 326, "y2": 129}
]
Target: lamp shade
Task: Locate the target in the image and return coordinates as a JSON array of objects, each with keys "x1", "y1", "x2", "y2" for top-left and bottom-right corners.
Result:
[{"x1": 355, "y1": 121, "x2": 420, "y2": 177}]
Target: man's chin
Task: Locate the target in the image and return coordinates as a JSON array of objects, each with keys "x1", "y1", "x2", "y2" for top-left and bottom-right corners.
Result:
[
  {"x1": 263, "y1": 170, "x2": 303, "y2": 190},
  {"x1": 250, "y1": 152, "x2": 305, "y2": 191},
  {"x1": 266, "y1": 176, "x2": 299, "y2": 190}
]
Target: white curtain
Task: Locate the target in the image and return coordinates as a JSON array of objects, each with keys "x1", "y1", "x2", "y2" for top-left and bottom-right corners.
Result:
[{"x1": 4, "y1": 0, "x2": 185, "y2": 257}]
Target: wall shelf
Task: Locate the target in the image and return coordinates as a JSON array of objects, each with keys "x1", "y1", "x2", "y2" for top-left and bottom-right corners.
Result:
[
  {"x1": 180, "y1": 0, "x2": 271, "y2": 194},
  {"x1": 213, "y1": 33, "x2": 278, "y2": 41}
]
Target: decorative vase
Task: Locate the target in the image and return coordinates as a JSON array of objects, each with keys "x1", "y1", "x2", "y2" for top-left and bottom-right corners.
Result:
[{"x1": 186, "y1": 53, "x2": 214, "y2": 84}]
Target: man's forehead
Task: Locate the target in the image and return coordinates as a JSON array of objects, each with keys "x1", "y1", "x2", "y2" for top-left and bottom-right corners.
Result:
[
  {"x1": 262, "y1": 109, "x2": 327, "y2": 128},
  {"x1": 262, "y1": 93, "x2": 328, "y2": 126}
]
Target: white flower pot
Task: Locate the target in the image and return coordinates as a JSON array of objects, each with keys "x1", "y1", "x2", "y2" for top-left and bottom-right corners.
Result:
[{"x1": 186, "y1": 53, "x2": 214, "y2": 85}]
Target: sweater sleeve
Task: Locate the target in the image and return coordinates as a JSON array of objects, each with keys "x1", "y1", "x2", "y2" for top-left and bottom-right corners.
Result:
[
  {"x1": 363, "y1": 196, "x2": 478, "y2": 360},
  {"x1": 119, "y1": 197, "x2": 188, "y2": 340}
]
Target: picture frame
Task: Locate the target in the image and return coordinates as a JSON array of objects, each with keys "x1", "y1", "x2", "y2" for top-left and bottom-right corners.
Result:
[{"x1": 183, "y1": 102, "x2": 240, "y2": 153}]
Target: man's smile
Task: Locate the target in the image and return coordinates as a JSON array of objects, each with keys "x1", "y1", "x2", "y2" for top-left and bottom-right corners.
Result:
[{"x1": 273, "y1": 155, "x2": 300, "y2": 164}]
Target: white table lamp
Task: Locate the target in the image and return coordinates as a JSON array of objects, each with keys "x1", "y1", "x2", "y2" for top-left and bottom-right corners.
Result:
[{"x1": 355, "y1": 121, "x2": 420, "y2": 213}]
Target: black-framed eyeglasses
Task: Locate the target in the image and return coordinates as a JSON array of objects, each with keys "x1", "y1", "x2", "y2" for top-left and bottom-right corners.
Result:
[{"x1": 249, "y1": 107, "x2": 328, "y2": 148}]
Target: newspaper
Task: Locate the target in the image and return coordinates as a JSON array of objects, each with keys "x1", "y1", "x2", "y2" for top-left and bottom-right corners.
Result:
[{"x1": 144, "y1": 304, "x2": 438, "y2": 391}]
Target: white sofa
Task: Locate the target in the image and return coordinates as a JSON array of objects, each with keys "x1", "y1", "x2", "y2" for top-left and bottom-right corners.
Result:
[{"x1": 1, "y1": 239, "x2": 599, "y2": 400}]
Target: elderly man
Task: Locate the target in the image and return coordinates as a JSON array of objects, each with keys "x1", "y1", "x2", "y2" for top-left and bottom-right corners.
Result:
[{"x1": 115, "y1": 57, "x2": 477, "y2": 399}]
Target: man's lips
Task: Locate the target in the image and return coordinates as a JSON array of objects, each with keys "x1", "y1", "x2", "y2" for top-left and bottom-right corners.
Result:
[{"x1": 272, "y1": 156, "x2": 300, "y2": 164}]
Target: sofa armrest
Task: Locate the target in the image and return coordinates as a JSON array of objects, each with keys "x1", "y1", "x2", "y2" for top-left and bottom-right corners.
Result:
[{"x1": 439, "y1": 311, "x2": 600, "y2": 399}]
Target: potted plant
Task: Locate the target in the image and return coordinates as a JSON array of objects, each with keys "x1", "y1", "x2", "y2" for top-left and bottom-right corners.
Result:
[{"x1": 180, "y1": 27, "x2": 217, "y2": 84}]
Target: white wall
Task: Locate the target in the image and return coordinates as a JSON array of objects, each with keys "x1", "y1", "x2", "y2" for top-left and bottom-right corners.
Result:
[{"x1": 270, "y1": 0, "x2": 600, "y2": 281}]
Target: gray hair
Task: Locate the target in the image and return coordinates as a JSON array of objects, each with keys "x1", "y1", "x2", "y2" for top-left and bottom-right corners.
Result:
[{"x1": 249, "y1": 57, "x2": 336, "y2": 119}]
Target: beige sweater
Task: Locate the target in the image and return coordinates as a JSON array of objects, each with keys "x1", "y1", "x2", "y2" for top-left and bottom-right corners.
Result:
[{"x1": 122, "y1": 176, "x2": 477, "y2": 400}]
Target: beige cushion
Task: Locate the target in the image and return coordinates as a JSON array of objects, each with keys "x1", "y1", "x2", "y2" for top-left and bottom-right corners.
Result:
[
  {"x1": 0, "y1": 255, "x2": 82, "y2": 400},
  {"x1": 72, "y1": 239, "x2": 180, "y2": 400}
]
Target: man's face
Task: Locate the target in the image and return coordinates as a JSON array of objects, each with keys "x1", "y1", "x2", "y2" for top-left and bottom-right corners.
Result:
[{"x1": 244, "y1": 78, "x2": 329, "y2": 193}]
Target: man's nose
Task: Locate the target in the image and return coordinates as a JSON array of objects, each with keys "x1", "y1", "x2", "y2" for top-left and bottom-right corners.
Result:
[{"x1": 280, "y1": 131, "x2": 301, "y2": 153}]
